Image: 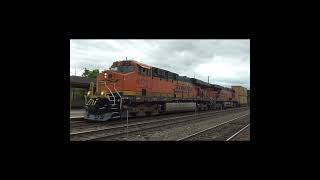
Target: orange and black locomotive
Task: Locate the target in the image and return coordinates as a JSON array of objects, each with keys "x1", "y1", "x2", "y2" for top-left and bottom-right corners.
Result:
[{"x1": 84, "y1": 59, "x2": 245, "y2": 121}]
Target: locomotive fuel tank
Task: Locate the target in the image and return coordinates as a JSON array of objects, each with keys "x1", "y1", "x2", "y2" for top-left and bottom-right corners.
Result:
[{"x1": 165, "y1": 102, "x2": 196, "y2": 112}]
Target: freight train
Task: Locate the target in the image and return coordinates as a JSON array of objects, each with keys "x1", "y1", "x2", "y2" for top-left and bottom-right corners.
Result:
[{"x1": 84, "y1": 59, "x2": 248, "y2": 121}]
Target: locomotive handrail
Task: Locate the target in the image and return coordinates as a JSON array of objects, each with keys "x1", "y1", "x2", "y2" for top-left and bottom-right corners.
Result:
[
  {"x1": 85, "y1": 98, "x2": 92, "y2": 105},
  {"x1": 104, "y1": 82, "x2": 116, "y2": 105},
  {"x1": 86, "y1": 98, "x2": 94, "y2": 105},
  {"x1": 113, "y1": 83, "x2": 122, "y2": 110},
  {"x1": 85, "y1": 98, "x2": 98, "y2": 106}
]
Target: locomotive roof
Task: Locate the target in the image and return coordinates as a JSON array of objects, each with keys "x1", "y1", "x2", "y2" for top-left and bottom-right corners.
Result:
[
  {"x1": 113, "y1": 60, "x2": 236, "y2": 90},
  {"x1": 132, "y1": 60, "x2": 151, "y2": 69},
  {"x1": 115, "y1": 60, "x2": 152, "y2": 69}
]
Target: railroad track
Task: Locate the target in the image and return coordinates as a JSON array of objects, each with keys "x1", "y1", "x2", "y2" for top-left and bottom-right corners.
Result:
[
  {"x1": 70, "y1": 116, "x2": 84, "y2": 120},
  {"x1": 70, "y1": 107, "x2": 249, "y2": 141},
  {"x1": 70, "y1": 117, "x2": 85, "y2": 125},
  {"x1": 177, "y1": 113, "x2": 250, "y2": 141},
  {"x1": 70, "y1": 121, "x2": 89, "y2": 129},
  {"x1": 70, "y1": 106, "x2": 249, "y2": 130},
  {"x1": 226, "y1": 123, "x2": 250, "y2": 141}
]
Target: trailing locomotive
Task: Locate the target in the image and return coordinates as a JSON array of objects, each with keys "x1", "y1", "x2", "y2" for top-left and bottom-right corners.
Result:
[{"x1": 84, "y1": 59, "x2": 246, "y2": 121}]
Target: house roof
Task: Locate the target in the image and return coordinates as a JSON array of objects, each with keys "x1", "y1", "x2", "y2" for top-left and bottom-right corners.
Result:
[{"x1": 70, "y1": 76, "x2": 96, "y2": 87}]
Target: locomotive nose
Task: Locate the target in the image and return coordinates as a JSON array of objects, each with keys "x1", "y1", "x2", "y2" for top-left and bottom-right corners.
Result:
[
  {"x1": 103, "y1": 70, "x2": 113, "y2": 79},
  {"x1": 102, "y1": 70, "x2": 120, "y2": 83}
]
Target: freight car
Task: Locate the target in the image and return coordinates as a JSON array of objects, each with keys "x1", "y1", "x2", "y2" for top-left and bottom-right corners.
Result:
[
  {"x1": 232, "y1": 86, "x2": 248, "y2": 106},
  {"x1": 84, "y1": 59, "x2": 243, "y2": 121}
]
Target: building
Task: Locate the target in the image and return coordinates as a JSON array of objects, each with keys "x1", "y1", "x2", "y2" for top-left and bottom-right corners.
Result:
[{"x1": 70, "y1": 76, "x2": 96, "y2": 108}]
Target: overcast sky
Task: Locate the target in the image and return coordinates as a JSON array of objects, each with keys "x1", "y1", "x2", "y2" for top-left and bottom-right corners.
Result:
[{"x1": 70, "y1": 39, "x2": 250, "y2": 89}]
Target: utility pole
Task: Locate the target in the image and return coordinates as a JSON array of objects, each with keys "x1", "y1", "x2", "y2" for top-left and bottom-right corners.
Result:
[
  {"x1": 126, "y1": 109, "x2": 129, "y2": 140},
  {"x1": 208, "y1": 76, "x2": 211, "y2": 84}
]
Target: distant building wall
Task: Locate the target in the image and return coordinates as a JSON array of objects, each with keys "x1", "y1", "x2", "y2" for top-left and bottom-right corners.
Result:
[{"x1": 70, "y1": 76, "x2": 96, "y2": 108}]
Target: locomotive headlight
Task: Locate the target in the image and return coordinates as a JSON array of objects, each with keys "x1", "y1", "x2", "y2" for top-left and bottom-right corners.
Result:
[
  {"x1": 87, "y1": 91, "x2": 90, "y2": 95},
  {"x1": 101, "y1": 92, "x2": 104, "y2": 95},
  {"x1": 104, "y1": 72, "x2": 107, "y2": 79}
]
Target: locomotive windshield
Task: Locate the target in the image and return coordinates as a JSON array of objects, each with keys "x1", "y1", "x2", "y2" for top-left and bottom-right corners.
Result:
[{"x1": 110, "y1": 66, "x2": 135, "y2": 73}]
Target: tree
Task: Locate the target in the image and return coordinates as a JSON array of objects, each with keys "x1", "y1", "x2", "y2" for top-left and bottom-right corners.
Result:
[{"x1": 82, "y1": 68, "x2": 100, "y2": 79}]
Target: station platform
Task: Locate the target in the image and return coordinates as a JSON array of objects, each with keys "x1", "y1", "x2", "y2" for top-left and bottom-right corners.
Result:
[{"x1": 70, "y1": 109, "x2": 85, "y2": 118}]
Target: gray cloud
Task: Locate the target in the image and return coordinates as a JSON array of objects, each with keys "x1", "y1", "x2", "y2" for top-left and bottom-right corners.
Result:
[{"x1": 70, "y1": 39, "x2": 250, "y2": 89}]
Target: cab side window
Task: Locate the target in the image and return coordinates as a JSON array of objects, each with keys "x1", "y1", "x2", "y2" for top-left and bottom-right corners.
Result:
[{"x1": 139, "y1": 67, "x2": 147, "y2": 76}]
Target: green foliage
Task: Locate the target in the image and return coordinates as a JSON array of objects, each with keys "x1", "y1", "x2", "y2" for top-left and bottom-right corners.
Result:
[{"x1": 82, "y1": 68, "x2": 100, "y2": 79}]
